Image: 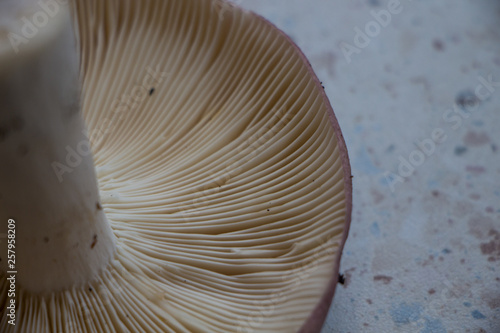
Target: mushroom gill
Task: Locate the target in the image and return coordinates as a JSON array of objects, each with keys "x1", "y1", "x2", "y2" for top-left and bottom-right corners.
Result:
[{"x1": 0, "y1": 0, "x2": 351, "y2": 332}]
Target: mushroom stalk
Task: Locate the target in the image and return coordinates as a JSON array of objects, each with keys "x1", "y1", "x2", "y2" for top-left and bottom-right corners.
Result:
[{"x1": 0, "y1": 2, "x2": 115, "y2": 293}]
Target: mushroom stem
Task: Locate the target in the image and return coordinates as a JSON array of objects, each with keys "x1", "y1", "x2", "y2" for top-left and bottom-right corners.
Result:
[{"x1": 0, "y1": 2, "x2": 115, "y2": 293}]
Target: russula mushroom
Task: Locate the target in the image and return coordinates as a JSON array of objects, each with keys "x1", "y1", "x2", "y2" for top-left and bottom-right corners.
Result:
[{"x1": 0, "y1": 0, "x2": 351, "y2": 332}]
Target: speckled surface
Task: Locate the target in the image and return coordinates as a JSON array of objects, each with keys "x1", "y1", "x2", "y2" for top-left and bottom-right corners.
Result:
[{"x1": 234, "y1": 0, "x2": 500, "y2": 332}]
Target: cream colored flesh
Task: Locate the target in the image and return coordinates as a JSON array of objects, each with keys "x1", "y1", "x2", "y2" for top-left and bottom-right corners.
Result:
[{"x1": 0, "y1": 0, "x2": 348, "y2": 332}]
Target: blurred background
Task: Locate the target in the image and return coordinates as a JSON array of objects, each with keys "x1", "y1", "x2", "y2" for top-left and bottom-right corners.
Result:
[{"x1": 235, "y1": 0, "x2": 500, "y2": 332}]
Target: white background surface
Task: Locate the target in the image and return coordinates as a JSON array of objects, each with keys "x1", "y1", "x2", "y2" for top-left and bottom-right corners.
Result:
[{"x1": 234, "y1": 1, "x2": 500, "y2": 332}]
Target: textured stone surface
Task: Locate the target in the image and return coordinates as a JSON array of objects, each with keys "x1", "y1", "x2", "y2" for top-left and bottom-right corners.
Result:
[{"x1": 235, "y1": 0, "x2": 500, "y2": 332}]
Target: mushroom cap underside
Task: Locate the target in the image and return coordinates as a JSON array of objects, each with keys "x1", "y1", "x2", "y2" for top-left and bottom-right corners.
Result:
[{"x1": 0, "y1": 0, "x2": 352, "y2": 332}]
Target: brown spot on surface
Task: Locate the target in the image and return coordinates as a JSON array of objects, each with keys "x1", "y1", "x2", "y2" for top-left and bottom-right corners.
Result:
[
  {"x1": 484, "y1": 294, "x2": 500, "y2": 309},
  {"x1": 469, "y1": 193, "x2": 481, "y2": 200},
  {"x1": 456, "y1": 91, "x2": 480, "y2": 109},
  {"x1": 480, "y1": 229, "x2": 500, "y2": 261},
  {"x1": 467, "y1": 215, "x2": 495, "y2": 239},
  {"x1": 486, "y1": 297, "x2": 500, "y2": 309},
  {"x1": 366, "y1": 299, "x2": 373, "y2": 304},
  {"x1": 383, "y1": 82, "x2": 398, "y2": 99},
  {"x1": 432, "y1": 190, "x2": 439, "y2": 197},
  {"x1": 43, "y1": 237, "x2": 49, "y2": 243},
  {"x1": 464, "y1": 131, "x2": 490, "y2": 146},
  {"x1": 432, "y1": 39, "x2": 444, "y2": 51},
  {"x1": 342, "y1": 267, "x2": 356, "y2": 288},
  {"x1": 371, "y1": 188, "x2": 384, "y2": 204},
  {"x1": 466, "y1": 165, "x2": 486, "y2": 174},
  {"x1": 428, "y1": 289, "x2": 436, "y2": 295},
  {"x1": 373, "y1": 275, "x2": 393, "y2": 284},
  {"x1": 90, "y1": 234, "x2": 98, "y2": 249},
  {"x1": 482, "y1": 234, "x2": 499, "y2": 253},
  {"x1": 421, "y1": 255, "x2": 435, "y2": 267},
  {"x1": 96, "y1": 202, "x2": 102, "y2": 210}
]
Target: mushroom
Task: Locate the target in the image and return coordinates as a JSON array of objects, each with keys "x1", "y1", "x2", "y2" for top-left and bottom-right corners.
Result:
[{"x1": 0, "y1": 0, "x2": 351, "y2": 332}]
